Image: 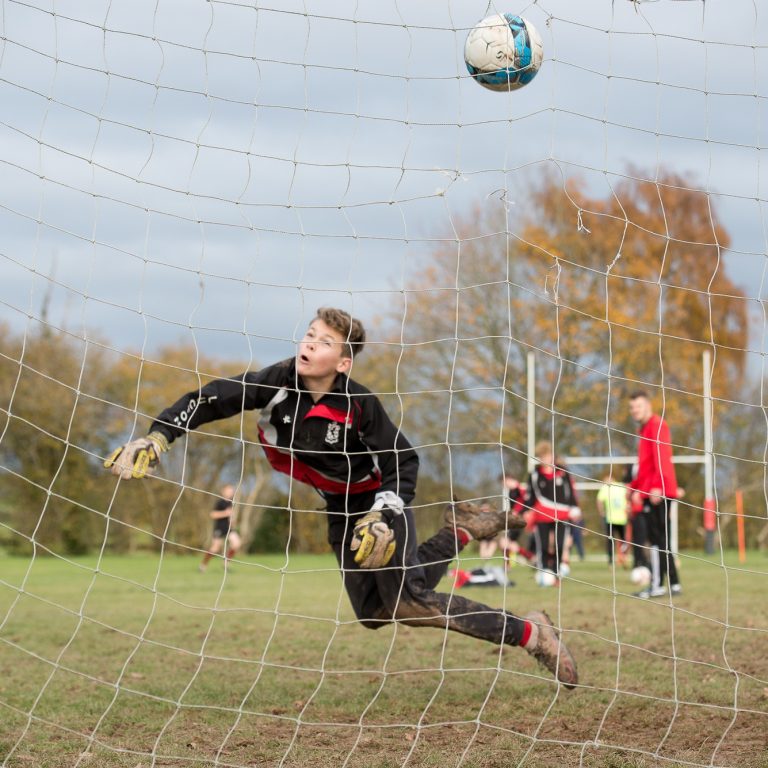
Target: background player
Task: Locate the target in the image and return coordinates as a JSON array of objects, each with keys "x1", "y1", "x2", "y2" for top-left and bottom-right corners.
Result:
[
  {"x1": 199, "y1": 484, "x2": 241, "y2": 572},
  {"x1": 628, "y1": 391, "x2": 682, "y2": 598}
]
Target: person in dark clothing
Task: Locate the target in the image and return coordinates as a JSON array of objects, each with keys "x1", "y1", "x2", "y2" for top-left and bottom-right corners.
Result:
[
  {"x1": 623, "y1": 463, "x2": 650, "y2": 571},
  {"x1": 514, "y1": 442, "x2": 580, "y2": 581},
  {"x1": 199, "y1": 484, "x2": 241, "y2": 572},
  {"x1": 105, "y1": 307, "x2": 577, "y2": 687},
  {"x1": 500, "y1": 476, "x2": 534, "y2": 566}
]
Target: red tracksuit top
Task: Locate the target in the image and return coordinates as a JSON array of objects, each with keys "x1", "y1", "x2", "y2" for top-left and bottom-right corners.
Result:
[{"x1": 630, "y1": 413, "x2": 678, "y2": 500}]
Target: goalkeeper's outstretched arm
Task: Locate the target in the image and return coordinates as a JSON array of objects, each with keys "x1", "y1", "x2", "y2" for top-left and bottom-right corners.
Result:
[
  {"x1": 105, "y1": 361, "x2": 288, "y2": 479},
  {"x1": 150, "y1": 370, "x2": 271, "y2": 442}
]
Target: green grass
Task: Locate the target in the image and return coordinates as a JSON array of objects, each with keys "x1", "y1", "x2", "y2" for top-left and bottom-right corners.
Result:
[{"x1": 1, "y1": 549, "x2": 767, "y2": 768}]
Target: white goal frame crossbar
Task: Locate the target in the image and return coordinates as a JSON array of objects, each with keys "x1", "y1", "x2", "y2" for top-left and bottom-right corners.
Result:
[{"x1": 524, "y1": 351, "x2": 716, "y2": 556}]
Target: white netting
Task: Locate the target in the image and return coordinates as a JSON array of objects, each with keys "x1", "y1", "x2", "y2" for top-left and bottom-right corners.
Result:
[{"x1": 1, "y1": 1, "x2": 767, "y2": 766}]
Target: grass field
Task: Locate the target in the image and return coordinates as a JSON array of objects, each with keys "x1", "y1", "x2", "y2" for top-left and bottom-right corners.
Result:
[{"x1": 1, "y1": 549, "x2": 767, "y2": 768}]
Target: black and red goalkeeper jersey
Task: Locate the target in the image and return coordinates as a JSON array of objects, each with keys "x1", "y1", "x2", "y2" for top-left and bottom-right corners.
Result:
[{"x1": 150, "y1": 358, "x2": 419, "y2": 505}]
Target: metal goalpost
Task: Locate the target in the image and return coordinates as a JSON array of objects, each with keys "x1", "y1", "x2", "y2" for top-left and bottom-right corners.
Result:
[{"x1": 524, "y1": 350, "x2": 716, "y2": 555}]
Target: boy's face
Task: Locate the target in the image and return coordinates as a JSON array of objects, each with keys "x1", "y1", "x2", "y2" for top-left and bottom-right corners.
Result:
[
  {"x1": 538, "y1": 451, "x2": 553, "y2": 467},
  {"x1": 297, "y1": 319, "x2": 352, "y2": 380}
]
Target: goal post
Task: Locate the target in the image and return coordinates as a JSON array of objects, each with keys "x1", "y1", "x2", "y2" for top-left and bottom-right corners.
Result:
[
  {"x1": 0, "y1": 2, "x2": 765, "y2": 767},
  {"x1": 524, "y1": 349, "x2": 717, "y2": 556}
]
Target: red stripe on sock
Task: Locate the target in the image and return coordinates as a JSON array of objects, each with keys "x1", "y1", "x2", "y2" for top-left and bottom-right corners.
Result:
[
  {"x1": 520, "y1": 620, "x2": 532, "y2": 647},
  {"x1": 456, "y1": 529, "x2": 471, "y2": 547}
]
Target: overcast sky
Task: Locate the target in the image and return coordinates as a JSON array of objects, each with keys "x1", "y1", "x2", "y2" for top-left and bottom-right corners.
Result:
[{"x1": 0, "y1": 0, "x2": 766, "y2": 372}]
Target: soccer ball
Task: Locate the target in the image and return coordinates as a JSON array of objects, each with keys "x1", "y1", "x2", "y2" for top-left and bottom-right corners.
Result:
[
  {"x1": 630, "y1": 566, "x2": 651, "y2": 586},
  {"x1": 535, "y1": 569, "x2": 557, "y2": 587},
  {"x1": 464, "y1": 13, "x2": 543, "y2": 92}
]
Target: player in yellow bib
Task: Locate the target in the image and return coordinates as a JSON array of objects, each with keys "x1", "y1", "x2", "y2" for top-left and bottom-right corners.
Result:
[{"x1": 596, "y1": 472, "x2": 629, "y2": 567}]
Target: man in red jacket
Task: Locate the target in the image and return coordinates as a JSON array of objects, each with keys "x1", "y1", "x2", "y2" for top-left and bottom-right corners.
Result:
[{"x1": 628, "y1": 391, "x2": 682, "y2": 598}]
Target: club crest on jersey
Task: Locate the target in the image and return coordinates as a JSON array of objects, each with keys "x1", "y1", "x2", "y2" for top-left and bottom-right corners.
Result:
[{"x1": 325, "y1": 422, "x2": 341, "y2": 445}]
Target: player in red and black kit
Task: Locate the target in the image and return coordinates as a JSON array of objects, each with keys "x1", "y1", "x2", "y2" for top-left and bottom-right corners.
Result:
[
  {"x1": 105, "y1": 307, "x2": 578, "y2": 688},
  {"x1": 500, "y1": 476, "x2": 532, "y2": 566},
  {"x1": 628, "y1": 391, "x2": 681, "y2": 598},
  {"x1": 515, "y1": 442, "x2": 580, "y2": 581}
]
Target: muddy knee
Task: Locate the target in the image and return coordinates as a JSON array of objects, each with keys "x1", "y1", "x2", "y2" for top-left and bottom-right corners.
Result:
[
  {"x1": 356, "y1": 599, "x2": 437, "y2": 628},
  {"x1": 391, "y1": 593, "x2": 447, "y2": 627}
]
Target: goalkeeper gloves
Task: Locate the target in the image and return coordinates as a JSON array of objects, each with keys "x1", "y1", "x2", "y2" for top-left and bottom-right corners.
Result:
[
  {"x1": 104, "y1": 431, "x2": 169, "y2": 480},
  {"x1": 350, "y1": 510, "x2": 396, "y2": 569},
  {"x1": 349, "y1": 493, "x2": 404, "y2": 569}
]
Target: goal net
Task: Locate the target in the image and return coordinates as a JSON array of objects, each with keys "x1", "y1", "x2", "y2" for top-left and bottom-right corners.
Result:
[{"x1": 1, "y1": 1, "x2": 766, "y2": 766}]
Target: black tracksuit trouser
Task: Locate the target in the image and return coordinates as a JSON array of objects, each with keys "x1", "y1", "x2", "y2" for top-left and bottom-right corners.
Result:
[
  {"x1": 645, "y1": 497, "x2": 680, "y2": 589},
  {"x1": 326, "y1": 496, "x2": 526, "y2": 647}
]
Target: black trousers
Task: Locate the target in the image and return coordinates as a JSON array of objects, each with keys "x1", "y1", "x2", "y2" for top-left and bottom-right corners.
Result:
[
  {"x1": 644, "y1": 497, "x2": 680, "y2": 588},
  {"x1": 605, "y1": 522, "x2": 627, "y2": 562},
  {"x1": 534, "y1": 521, "x2": 567, "y2": 575},
  {"x1": 326, "y1": 495, "x2": 526, "y2": 647},
  {"x1": 631, "y1": 512, "x2": 650, "y2": 570}
]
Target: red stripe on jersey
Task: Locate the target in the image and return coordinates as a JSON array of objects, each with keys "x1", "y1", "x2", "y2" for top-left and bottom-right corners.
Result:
[
  {"x1": 258, "y1": 432, "x2": 381, "y2": 495},
  {"x1": 305, "y1": 403, "x2": 353, "y2": 424},
  {"x1": 531, "y1": 500, "x2": 571, "y2": 523}
]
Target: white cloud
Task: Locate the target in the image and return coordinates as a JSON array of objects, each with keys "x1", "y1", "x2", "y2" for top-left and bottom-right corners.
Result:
[{"x1": 1, "y1": 0, "x2": 765, "y2": 366}]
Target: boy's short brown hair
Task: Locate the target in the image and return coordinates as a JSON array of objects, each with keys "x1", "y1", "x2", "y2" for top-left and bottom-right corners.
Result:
[{"x1": 316, "y1": 307, "x2": 366, "y2": 359}]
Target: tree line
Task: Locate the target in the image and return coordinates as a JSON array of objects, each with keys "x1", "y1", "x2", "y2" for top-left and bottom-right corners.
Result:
[{"x1": 0, "y1": 169, "x2": 763, "y2": 556}]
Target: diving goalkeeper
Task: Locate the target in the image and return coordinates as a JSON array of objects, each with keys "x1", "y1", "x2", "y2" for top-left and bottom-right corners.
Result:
[{"x1": 105, "y1": 307, "x2": 578, "y2": 688}]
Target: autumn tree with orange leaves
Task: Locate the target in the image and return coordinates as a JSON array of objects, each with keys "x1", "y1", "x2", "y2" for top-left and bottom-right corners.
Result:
[
  {"x1": 379, "y1": 168, "x2": 750, "y2": 547},
  {"x1": 0, "y1": 169, "x2": 757, "y2": 555}
]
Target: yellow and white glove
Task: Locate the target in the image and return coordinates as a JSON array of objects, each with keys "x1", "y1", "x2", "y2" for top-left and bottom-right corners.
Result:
[
  {"x1": 350, "y1": 511, "x2": 396, "y2": 569},
  {"x1": 349, "y1": 492, "x2": 404, "y2": 569},
  {"x1": 104, "y1": 431, "x2": 169, "y2": 480}
]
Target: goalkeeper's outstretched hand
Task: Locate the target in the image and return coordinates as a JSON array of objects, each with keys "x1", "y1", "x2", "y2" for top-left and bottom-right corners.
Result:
[
  {"x1": 104, "y1": 431, "x2": 169, "y2": 480},
  {"x1": 350, "y1": 510, "x2": 396, "y2": 569}
]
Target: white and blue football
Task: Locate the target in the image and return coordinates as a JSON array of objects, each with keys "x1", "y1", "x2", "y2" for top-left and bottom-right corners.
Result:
[{"x1": 464, "y1": 13, "x2": 543, "y2": 92}]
